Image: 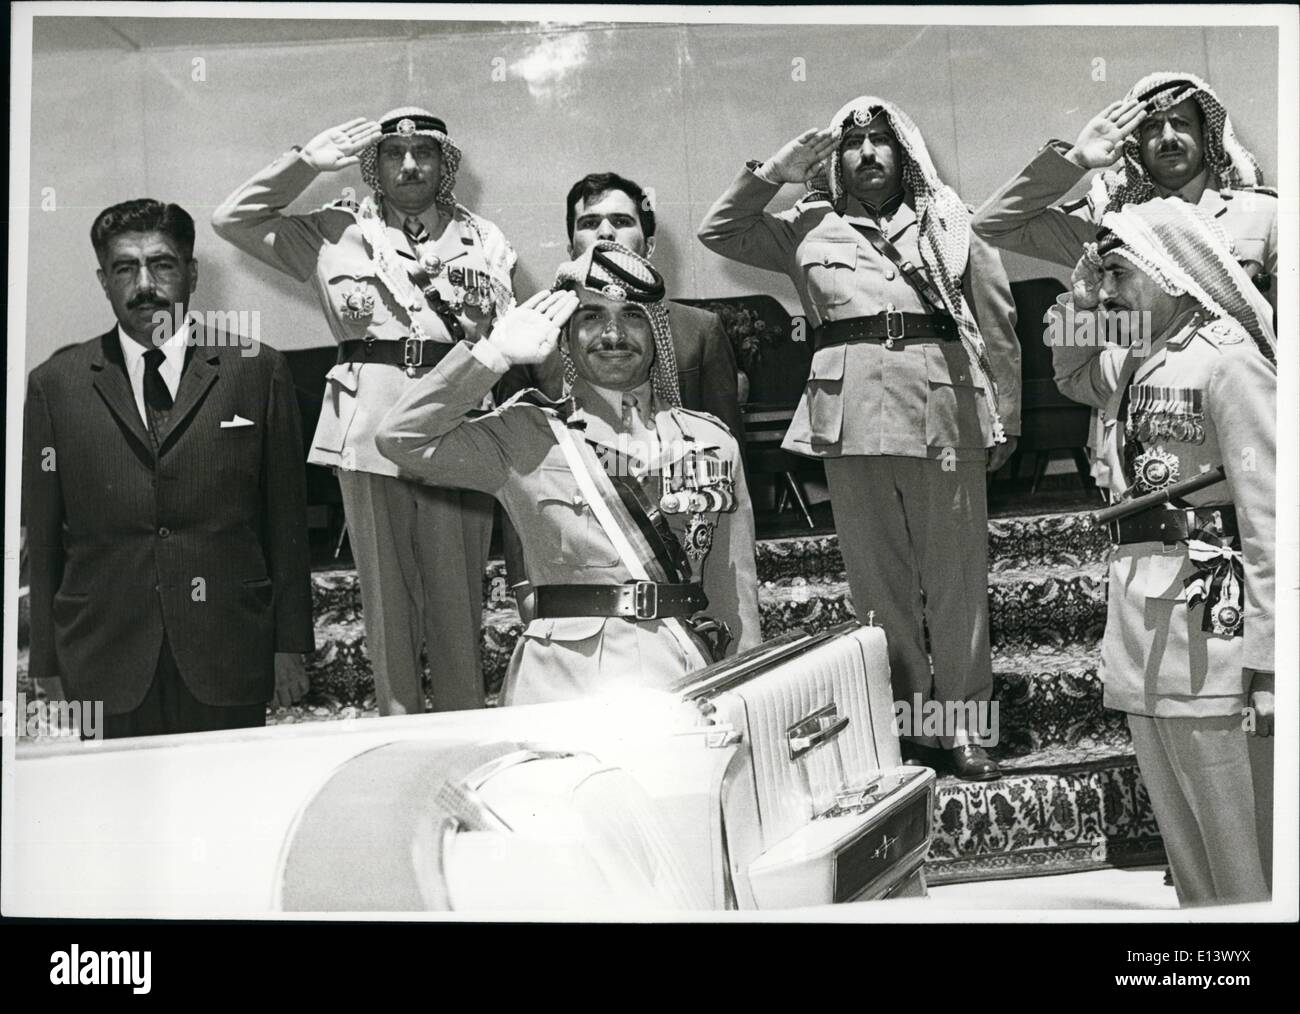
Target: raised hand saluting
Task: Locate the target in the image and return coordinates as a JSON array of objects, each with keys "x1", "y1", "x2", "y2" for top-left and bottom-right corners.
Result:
[
  {"x1": 1066, "y1": 98, "x2": 1147, "y2": 170},
  {"x1": 300, "y1": 117, "x2": 384, "y2": 172},
  {"x1": 761, "y1": 127, "x2": 839, "y2": 184}
]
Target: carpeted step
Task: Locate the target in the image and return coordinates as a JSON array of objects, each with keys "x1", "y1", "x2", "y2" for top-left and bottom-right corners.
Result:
[
  {"x1": 302, "y1": 507, "x2": 1113, "y2": 620},
  {"x1": 307, "y1": 618, "x2": 1121, "y2": 749},
  {"x1": 757, "y1": 563, "x2": 1106, "y2": 650},
  {"x1": 308, "y1": 562, "x2": 1108, "y2": 705},
  {"x1": 991, "y1": 645, "x2": 1126, "y2": 754},
  {"x1": 924, "y1": 744, "x2": 1164, "y2": 885}
]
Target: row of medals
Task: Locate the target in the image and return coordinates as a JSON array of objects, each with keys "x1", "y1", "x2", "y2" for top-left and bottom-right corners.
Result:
[
  {"x1": 342, "y1": 250, "x2": 494, "y2": 321},
  {"x1": 657, "y1": 455, "x2": 735, "y2": 565}
]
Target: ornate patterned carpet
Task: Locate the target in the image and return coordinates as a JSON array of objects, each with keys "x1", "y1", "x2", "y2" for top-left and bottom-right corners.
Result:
[{"x1": 15, "y1": 504, "x2": 1162, "y2": 883}]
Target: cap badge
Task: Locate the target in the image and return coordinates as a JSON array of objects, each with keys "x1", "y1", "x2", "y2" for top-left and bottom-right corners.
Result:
[{"x1": 396, "y1": 118, "x2": 417, "y2": 137}]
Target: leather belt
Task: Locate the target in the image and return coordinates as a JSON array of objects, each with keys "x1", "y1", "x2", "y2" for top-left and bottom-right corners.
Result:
[
  {"x1": 1110, "y1": 504, "x2": 1238, "y2": 546},
  {"x1": 534, "y1": 581, "x2": 708, "y2": 621},
  {"x1": 813, "y1": 312, "x2": 958, "y2": 350},
  {"x1": 339, "y1": 338, "x2": 456, "y2": 370}
]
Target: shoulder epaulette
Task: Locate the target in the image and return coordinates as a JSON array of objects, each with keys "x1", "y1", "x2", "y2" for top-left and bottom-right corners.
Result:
[
  {"x1": 673, "y1": 405, "x2": 737, "y2": 439},
  {"x1": 1059, "y1": 196, "x2": 1091, "y2": 215},
  {"x1": 1197, "y1": 317, "x2": 1248, "y2": 348},
  {"x1": 1224, "y1": 185, "x2": 1278, "y2": 199},
  {"x1": 321, "y1": 197, "x2": 360, "y2": 213}
]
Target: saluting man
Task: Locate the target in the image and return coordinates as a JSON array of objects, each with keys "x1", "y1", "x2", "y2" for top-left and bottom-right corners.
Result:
[
  {"x1": 974, "y1": 72, "x2": 1277, "y2": 311},
  {"x1": 376, "y1": 242, "x2": 761, "y2": 705},
  {"x1": 698, "y1": 97, "x2": 1021, "y2": 779},
  {"x1": 973, "y1": 72, "x2": 1278, "y2": 491},
  {"x1": 1053, "y1": 198, "x2": 1275, "y2": 906},
  {"x1": 213, "y1": 109, "x2": 517, "y2": 715}
]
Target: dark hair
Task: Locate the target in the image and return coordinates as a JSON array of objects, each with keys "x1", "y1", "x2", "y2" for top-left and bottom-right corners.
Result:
[
  {"x1": 91, "y1": 199, "x2": 195, "y2": 264},
  {"x1": 564, "y1": 172, "x2": 656, "y2": 242}
]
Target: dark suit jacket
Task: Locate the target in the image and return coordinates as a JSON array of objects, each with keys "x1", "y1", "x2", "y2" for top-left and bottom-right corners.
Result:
[
  {"x1": 22, "y1": 327, "x2": 315, "y2": 713},
  {"x1": 664, "y1": 301, "x2": 744, "y2": 441}
]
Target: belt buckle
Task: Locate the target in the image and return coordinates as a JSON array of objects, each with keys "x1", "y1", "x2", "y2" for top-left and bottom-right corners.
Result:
[
  {"x1": 884, "y1": 308, "x2": 905, "y2": 348},
  {"x1": 403, "y1": 338, "x2": 424, "y2": 370},
  {"x1": 632, "y1": 580, "x2": 659, "y2": 620},
  {"x1": 1108, "y1": 519, "x2": 1121, "y2": 544}
]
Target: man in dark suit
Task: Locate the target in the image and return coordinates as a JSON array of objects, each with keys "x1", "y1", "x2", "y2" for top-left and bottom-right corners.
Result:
[
  {"x1": 23, "y1": 198, "x2": 315, "y2": 739},
  {"x1": 509, "y1": 172, "x2": 745, "y2": 438}
]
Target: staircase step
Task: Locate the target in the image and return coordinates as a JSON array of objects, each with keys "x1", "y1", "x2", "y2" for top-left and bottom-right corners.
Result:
[
  {"x1": 304, "y1": 507, "x2": 1112, "y2": 618},
  {"x1": 925, "y1": 744, "x2": 1164, "y2": 884},
  {"x1": 991, "y1": 645, "x2": 1125, "y2": 753},
  {"x1": 308, "y1": 618, "x2": 1119, "y2": 747}
]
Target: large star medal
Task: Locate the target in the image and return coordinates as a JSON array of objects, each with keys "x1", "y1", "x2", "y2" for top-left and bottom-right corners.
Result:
[{"x1": 1133, "y1": 447, "x2": 1180, "y2": 495}]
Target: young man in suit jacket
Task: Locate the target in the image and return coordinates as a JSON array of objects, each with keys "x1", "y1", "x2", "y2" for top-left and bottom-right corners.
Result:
[{"x1": 23, "y1": 199, "x2": 315, "y2": 739}]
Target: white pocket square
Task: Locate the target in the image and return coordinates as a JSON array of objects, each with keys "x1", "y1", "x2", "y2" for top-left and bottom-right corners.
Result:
[{"x1": 220, "y1": 415, "x2": 255, "y2": 429}]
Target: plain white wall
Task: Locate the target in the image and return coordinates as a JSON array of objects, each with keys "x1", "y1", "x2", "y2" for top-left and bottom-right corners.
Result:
[{"x1": 22, "y1": 17, "x2": 1279, "y2": 369}]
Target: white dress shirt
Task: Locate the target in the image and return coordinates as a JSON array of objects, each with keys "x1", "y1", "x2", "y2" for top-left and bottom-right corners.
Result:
[{"x1": 117, "y1": 323, "x2": 188, "y2": 426}]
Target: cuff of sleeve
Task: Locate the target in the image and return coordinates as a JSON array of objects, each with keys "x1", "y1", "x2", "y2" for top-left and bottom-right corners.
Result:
[
  {"x1": 1037, "y1": 142, "x2": 1089, "y2": 181},
  {"x1": 471, "y1": 340, "x2": 511, "y2": 374},
  {"x1": 745, "y1": 159, "x2": 784, "y2": 187}
]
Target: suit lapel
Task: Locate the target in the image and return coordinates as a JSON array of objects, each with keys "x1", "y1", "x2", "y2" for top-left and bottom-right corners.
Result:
[
  {"x1": 157, "y1": 327, "x2": 219, "y2": 452},
  {"x1": 90, "y1": 329, "x2": 153, "y2": 455}
]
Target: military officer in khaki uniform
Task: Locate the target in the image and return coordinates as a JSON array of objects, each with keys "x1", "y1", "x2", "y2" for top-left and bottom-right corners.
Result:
[
  {"x1": 1052, "y1": 198, "x2": 1275, "y2": 906},
  {"x1": 698, "y1": 96, "x2": 1021, "y2": 779},
  {"x1": 377, "y1": 243, "x2": 761, "y2": 704},
  {"x1": 974, "y1": 72, "x2": 1277, "y2": 310},
  {"x1": 214, "y1": 108, "x2": 517, "y2": 715},
  {"x1": 973, "y1": 72, "x2": 1278, "y2": 491}
]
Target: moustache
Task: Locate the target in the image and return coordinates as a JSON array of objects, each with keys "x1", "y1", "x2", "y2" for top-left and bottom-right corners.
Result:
[
  {"x1": 1102, "y1": 299, "x2": 1128, "y2": 312},
  {"x1": 589, "y1": 339, "x2": 641, "y2": 353},
  {"x1": 128, "y1": 294, "x2": 169, "y2": 310},
  {"x1": 1156, "y1": 141, "x2": 1185, "y2": 156}
]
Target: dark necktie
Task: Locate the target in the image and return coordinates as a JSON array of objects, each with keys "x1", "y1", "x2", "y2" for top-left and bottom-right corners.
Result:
[
  {"x1": 143, "y1": 347, "x2": 173, "y2": 444},
  {"x1": 403, "y1": 215, "x2": 431, "y2": 248}
]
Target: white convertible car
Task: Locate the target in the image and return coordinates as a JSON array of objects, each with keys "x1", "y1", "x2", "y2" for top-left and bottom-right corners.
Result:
[{"x1": 7, "y1": 622, "x2": 935, "y2": 917}]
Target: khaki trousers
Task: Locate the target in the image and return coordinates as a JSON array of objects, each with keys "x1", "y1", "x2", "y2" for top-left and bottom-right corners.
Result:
[
  {"x1": 1127, "y1": 713, "x2": 1272, "y2": 906},
  {"x1": 824, "y1": 455, "x2": 992, "y2": 749},
  {"x1": 338, "y1": 470, "x2": 493, "y2": 715}
]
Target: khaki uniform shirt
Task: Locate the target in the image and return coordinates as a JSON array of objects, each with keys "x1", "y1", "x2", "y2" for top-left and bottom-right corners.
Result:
[
  {"x1": 374, "y1": 343, "x2": 762, "y2": 704},
  {"x1": 212, "y1": 150, "x2": 517, "y2": 477},
  {"x1": 698, "y1": 167, "x2": 1021, "y2": 460},
  {"x1": 1051, "y1": 301, "x2": 1276, "y2": 717}
]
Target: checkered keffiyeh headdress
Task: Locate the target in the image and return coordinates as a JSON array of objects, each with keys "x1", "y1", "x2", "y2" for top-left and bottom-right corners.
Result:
[
  {"x1": 553, "y1": 241, "x2": 682, "y2": 407},
  {"x1": 1090, "y1": 72, "x2": 1264, "y2": 215},
  {"x1": 1100, "y1": 197, "x2": 1276, "y2": 365},
  {"x1": 359, "y1": 106, "x2": 462, "y2": 207},
  {"x1": 826, "y1": 96, "x2": 1005, "y2": 441}
]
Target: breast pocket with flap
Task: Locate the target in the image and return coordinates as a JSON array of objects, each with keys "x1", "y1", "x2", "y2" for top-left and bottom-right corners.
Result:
[
  {"x1": 534, "y1": 465, "x2": 620, "y2": 569},
  {"x1": 800, "y1": 240, "x2": 858, "y2": 309}
]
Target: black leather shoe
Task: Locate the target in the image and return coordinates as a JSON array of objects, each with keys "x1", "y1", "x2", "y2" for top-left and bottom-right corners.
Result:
[
  {"x1": 899, "y1": 741, "x2": 945, "y2": 767},
  {"x1": 949, "y1": 744, "x2": 1001, "y2": 781}
]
